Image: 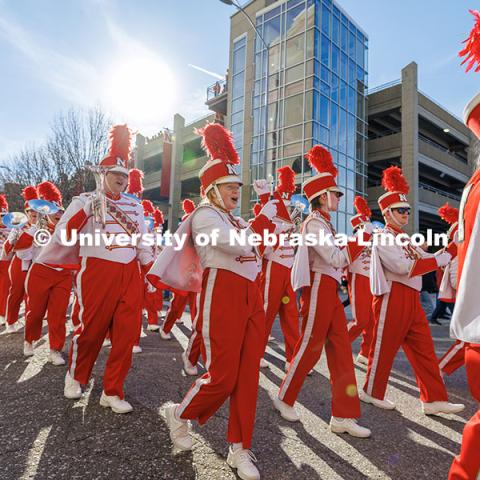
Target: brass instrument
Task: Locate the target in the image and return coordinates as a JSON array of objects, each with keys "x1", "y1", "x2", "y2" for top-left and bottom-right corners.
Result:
[
  {"x1": 28, "y1": 199, "x2": 60, "y2": 230},
  {"x1": 3, "y1": 212, "x2": 29, "y2": 243},
  {"x1": 89, "y1": 165, "x2": 107, "y2": 228},
  {"x1": 290, "y1": 194, "x2": 309, "y2": 232}
]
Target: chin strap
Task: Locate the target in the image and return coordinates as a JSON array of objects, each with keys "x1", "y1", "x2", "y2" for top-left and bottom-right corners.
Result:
[
  {"x1": 385, "y1": 208, "x2": 402, "y2": 228},
  {"x1": 212, "y1": 184, "x2": 227, "y2": 210},
  {"x1": 326, "y1": 190, "x2": 332, "y2": 211}
]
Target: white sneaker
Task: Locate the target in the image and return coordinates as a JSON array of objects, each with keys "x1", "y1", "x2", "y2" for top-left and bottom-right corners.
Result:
[
  {"x1": 227, "y1": 446, "x2": 260, "y2": 480},
  {"x1": 422, "y1": 401, "x2": 465, "y2": 416},
  {"x1": 259, "y1": 358, "x2": 269, "y2": 368},
  {"x1": 358, "y1": 390, "x2": 396, "y2": 410},
  {"x1": 182, "y1": 352, "x2": 198, "y2": 376},
  {"x1": 159, "y1": 328, "x2": 171, "y2": 340},
  {"x1": 64, "y1": 371, "x2": 82, "y2": 399},
  {"x1": 285, "y1": 361, "x2": 291, "y2": 372},
  {"x1": 102, "y1": 338, "x2": 111, "y2": 348},
  {"x1": 100, "y1": 391, "x2": 133, "y2": 414},
  {"x1": 0, "y1": 315, "x2": 5, "y2": 325},
  {"x1": 140, "y1": 327, "x2": 147, "y2": 338},
  {"x1": 23, "y1": 341, "x2": 34, "y2": 357},
  {"x1": 356, "y1": 354, "x2": 369, "y2": 365},
  {"x1": 4, "y1": 323, "x2": 17, "y2": 334},
  {"x1": 330, "y1": 417, "x2": 371, "y2": 438},
  {"x1": 132, "y1": 345, "x2": 142, "y2": 354},
  {"x1": 165, "y1": 404, "x2": 193, "y2": 450},
  {"x1": 147, "y1": 324, "x2": 160, "y2": 332},
  {"x1": 49, "y1": 350, "x2": 65, "y2": 365},
  {"x1": 272, "y1": 395, "x2": 300, "y2": 422},
  {"x1": 175, "y1": 318, "x2": 183, "y2": 324}
]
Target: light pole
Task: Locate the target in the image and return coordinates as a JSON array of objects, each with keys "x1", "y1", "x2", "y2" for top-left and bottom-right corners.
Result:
[{"x1": 219, "y1": 0, "x2": 270, "y2": 179}]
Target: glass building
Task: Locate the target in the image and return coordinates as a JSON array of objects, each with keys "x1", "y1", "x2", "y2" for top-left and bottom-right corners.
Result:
[{"x1": 249, "y1": 0, "x2": 368, "y2": 233}]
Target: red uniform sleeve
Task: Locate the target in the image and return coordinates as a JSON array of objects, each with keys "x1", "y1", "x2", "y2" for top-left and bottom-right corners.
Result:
[
  {"x1": 345, "y1": 231, "x2": 372, "y2": 263},
  {"x1": 14, "y1": 232, "x2": 33, "y2": 251},
  {"x1": 249, "y1": 214, "x2": 276, "y2": 257},
  {"x1": 66, "y1": 209, "x2": 89, "y2": 241},
  {"x1": 409, "y1": 257, "x2": 438, "y2": 278}
]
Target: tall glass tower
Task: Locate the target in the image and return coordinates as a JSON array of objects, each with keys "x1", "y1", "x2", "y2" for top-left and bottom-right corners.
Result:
[{"x1": 248, "y1": 0, "x2": 368, "y2": 233}]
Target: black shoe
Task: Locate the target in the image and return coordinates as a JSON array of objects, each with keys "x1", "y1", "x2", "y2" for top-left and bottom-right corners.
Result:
[{"x1": 429, "y1": 318, "x2": 442, "y2": 325}]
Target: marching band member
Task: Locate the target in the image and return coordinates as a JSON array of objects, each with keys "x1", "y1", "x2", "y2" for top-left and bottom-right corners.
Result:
[
  {"x1": 160, "y1": 199, "x2": 198, "y2": 341},
  {"x1": 23, "y1": 181, "x2": 72, "y2": 365},
  {"x1": 0, "y1": 195, "x2": 11, "y2": 326},
  {"x1": 254, "y1": 166, "x2": 300, "y2": 371},
  {"x1": 435, "y1": 204, "x2": 465, "y2": 376},
  {"x1": 274, "y1": 145, "x2": 372, "y2": 438},
  {"x1": 448, "y1": 18, "x2": 480, "y2": 476},
  {"x1": 361, "y1": 166, "x2": 464, "y2": 416},
  {"x1": 3, "y1": 186, "x2": 39, "y2": 333},
  {"x1": 148, "y1": 123, "x2": 277, "y2": 480},
  {"x1": 61, "y1": 125, "x2": 153, "y2": 414},
  {"x1": 346, "y1": 196, "x2": 375, "y2": 365}
]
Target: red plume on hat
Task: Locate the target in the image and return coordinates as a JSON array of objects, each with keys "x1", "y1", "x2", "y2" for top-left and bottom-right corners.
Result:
[
  {"x1": 305, "y1": 145, "x2": 337, "y2": 177},
  {"x1": 438, "y1": 203, "x2": 459, "y2": 225},
  {"x1": 253, "y1": 203, "x2": 261, "y2": 217},
  {"x1": 0, "y1": 194, "x2": 8, "y2": 214},
  {"x1": 354, "y1": 196, "x2": 371, "y2": 217},
  {"x1": 22, "y1": 185, "x2": 38, "y2": 209},
  {"x1": 460, "y1": 10, "x2": 480, "y2": 73},
  {"x1": 142, "y1": 199, "x2": 155, "y2": 217},
  {"x1": 181, "y1": 199, "x2": 196, "y2": 221},
  {"x1": 276, "y1": 166, "x2": 296, "y2": 194},
  {"x1": 100, "y1": 125, "x2": 132, "y2": 173},
  {"x1": 153, "y1": 208, "x2": 164, "y2": 228},
  {"x1": 37, "y1": 181, "x2": 63, "y2": 207},
  {"x1": 198, "y1": 123, "x2": 239, "y2": 165},
  {"x1": 127, "y1": 168, "x2": 144, "y2": 197},
  {"x1": 381, "y1": 166, "x2": 409, "y2": 194}
]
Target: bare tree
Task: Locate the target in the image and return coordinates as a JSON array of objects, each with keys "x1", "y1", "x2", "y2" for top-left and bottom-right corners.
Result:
[{"x1": 0, "y1": 105, "x2": 112, "y2": 209}]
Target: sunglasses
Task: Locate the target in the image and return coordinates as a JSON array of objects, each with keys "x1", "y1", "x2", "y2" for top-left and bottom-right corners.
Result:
[{"x1": 393, "y1": 207, "x2": 411, "y2": 215}]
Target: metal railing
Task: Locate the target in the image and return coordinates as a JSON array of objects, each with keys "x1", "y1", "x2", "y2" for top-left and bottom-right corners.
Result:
[
  {"x1": 418, "y1": 134, "x2": 468, "y2": 163},
  {"x1": 367, "y1": 79, "x2": 401, "y2": 95},
  {"x1": 206, "y1": 79, "x2": 227, "y2": 102},
  {"x1": 419, "y1": 182, "x2": 461, "y2": 202}
]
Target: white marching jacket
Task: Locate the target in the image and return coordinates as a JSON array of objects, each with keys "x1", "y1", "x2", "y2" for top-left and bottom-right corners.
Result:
[
  {"x1": 438, "y1": 256, "x2": 458, "y2": 303},
  {"x1": 264, "y1": 218, "x2": 295, "y2": 269}
]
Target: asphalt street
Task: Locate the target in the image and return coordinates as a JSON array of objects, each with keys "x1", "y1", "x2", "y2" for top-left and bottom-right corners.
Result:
[{"x1": 0, "y1": 305, "x2": 475, "y2": 480}]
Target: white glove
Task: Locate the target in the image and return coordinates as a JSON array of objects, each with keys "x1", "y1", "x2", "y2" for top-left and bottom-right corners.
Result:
[
  {"x1": 259, "y1": 200, "x2": 278, "y2": 220},
  {"x1": 253, "y1": 179, "x2": 271, "y2": 197},
  {"x1": 435, "y1": 251, "x2": 452, "y2": 268},
  {"x1": 362, "y1": 222, "x2": 374, "y2": 235}
]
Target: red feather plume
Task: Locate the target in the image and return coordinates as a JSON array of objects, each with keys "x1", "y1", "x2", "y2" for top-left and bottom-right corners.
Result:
[
  {"x1": 196, "y1": 123, "x2": 239, "y2": 165},
  {"x1": 354, "y1": 196, "x2": 371, "y2": 217},
  {"x1": 142, "y1": 199, "x2": 155, "y2": 216},
  {"x1": 0, "y1": 194, "x2": 8, "y2": 211},
  {"x1": 305, "y1": 145, "x2": 337, "y2": 177},
  {"x1": 22, "y1": 185, "x2": 38, "y2": 201},
  {"x1": 276, "y1": 165, "x2": 296, "y2": 194},
  {"x1": 127, "y1": 169, "x2": 144, "y2": 196},
  {"x1": 182, "y1": 199, "x2": 195, "y2": 215},
  {"x1": 438, "y1": 203, "x2": 459, "y2": 225},
  {"x1": 108, "y1": 125, "x2": 132, "y2": 161},
  {"x1": 37, "y1": 181, "x2": 62, "y2": 205},
  {"x1": 381, "y1": 166, "x2": 409, "y2": 194},
  {"x1": 253, "y1": 203, "x2": 261, "y2": 217},
  {"x1": 460, "y1": 10, "x2": 480, "y2": 73},
  {"x1": 153, "y1": 208, "x2": 164, "y2": 227}
]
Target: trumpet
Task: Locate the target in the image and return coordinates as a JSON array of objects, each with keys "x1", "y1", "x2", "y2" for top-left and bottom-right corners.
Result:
[
  {"x1": 28, "y1": 199, "x2": 60, "y2": 230},
  {"x1": 2, "y1": 212, "x2": 29, "y2": 243},
  {"x1": 88, "y1": 165, "x2": 107, "y2": 228}
]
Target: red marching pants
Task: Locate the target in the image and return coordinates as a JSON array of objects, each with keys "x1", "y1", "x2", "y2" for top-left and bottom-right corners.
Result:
[
  {"x1": 448, "y1": 344, "x2": 480, "y2": 479},
  {"x1": 71, "y1": 293, "x2": 80, "y2": 328},
  {"x1": 0, "y1": 259, "x2": 11, "y2": 317},
  {"x1": 363, "y1": 282, "x2": 448, "y2": 402},
  {"x1": 439, "y1": 340, "x2": 466, "y2": 376},
  {"x1": 279, "y1": 273, "x2": 361, "y2": 418},
  {"x1": 163, "y1": 292, "x2": 197, "y2": 334},
  {"x1": 144, "y1": 287, "x2": 163, "y2": 325},
  {"x1": 260, "y1": 260, "x2": 299, "y2": 363},
  {"x1": 6, "y1": 256, "x2": 28, "y2": 326},
  {"x1": 347, "y1": 273, "x2": 374, "y2": 358},
  {"x1": 68, "y1": 257, "x2": 143, "y2": 399},
  {"x1": 177, "y1": 268, "x2": 265, "y2": 449},
  {"x1": 24, "y1": 263, "x2": 72, "y2": 351}
]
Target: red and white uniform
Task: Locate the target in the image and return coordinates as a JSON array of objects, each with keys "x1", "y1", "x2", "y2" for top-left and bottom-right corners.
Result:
[
  {"x1": 61, "y1": 191, "x2": 153, "y2": 399},
  {"x1": 279, "y1": 209, "x2": 366, "y2": 417},
  {"x1": 260, "y1": 222, "x2": 299, "y2": 363},
  {"x1": 24, "y1": 221, "x2": 74, "y2": 351},
  {"x1": 364, "y1": 224, "x2": 452, "y2": 402},
  {"x1": 163, "y1": 291, "x2": 197, "y2": 333},
  {"x1": 0, "y1": 224, "x2": 12, "y2": 318},
  {"x1": 172, "y1": 205, "x2": 272, "y2": 448},
  {"x1": 346, "y1": 240, "x2": 374, "y2": 358}
]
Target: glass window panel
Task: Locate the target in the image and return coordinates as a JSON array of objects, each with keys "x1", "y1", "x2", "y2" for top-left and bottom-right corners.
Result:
[
  {"x1": 306, "y1": 2, "x2": 315, "y2": 28},
  {"x1": 356, "y1": 37, "x2": 364, "y2": 67},
  {"x1": 305, "y1": 90, "x2": 313, "y2": 120},
  {"x1": 265, "y1": 5, "x2": 281, "y2": 20},
  {"x1": 284, "y1": 93, "x2": 304, "y2": 126},
  {"x1": 286, "y1": 63, "x2": 304, "y2": 83},
  {"x1": 331, "y1": 74, "x2": 339, "y2": 103},
  {"x1": 232, "y1": 97, "x2": 244, "y2": 113},
  {"x1": 340, "y1": 52, "x2": 347, "y2": 78},
  {"x1": 332, "y1": 15, "x2": 340, "y2": 45},
  {"x1": 255, "y1": 53, "x2": 263, "y2": 78},
  {"x1": 348, "y1": 29, "x2": 355, "y2": 57},
  {"x1": 337, "y1": 211, "x2": 345, "y2": 233},
  {"x1": 234, "y1": 37, "x2": 246, "y2": 49},
  {"x1": 338, "y1": 166, "x2": 346, "y2": 186},
  {"x1": 287, "y1": 0, "x2": 303, "y2": 9},
  {"x1": 331, "y1": 103, "x2": 338, "y2": 149},
  {"x1": 319, "y1": 95, "x2": 329, "y2": 127},
  {"x1": 338, "y1": 152, "x2": 346, "y2": 166},
  {"x1": 341, "y1": 24, "x2": 348, "y2": 51},
  {"x1": 346, "y1": 189, "x2": 354, "y2": 214},
  {"x1": 349, "y1": 58, "x2": 356, "y2": 85},
  {"x1": 320, "y1": 80, "x2": 330, "y2": 96},
  {"x1": 332, "y1": 44, "x2": 339, "y2": 74},
  {"x1": 265, "y1": 16, "x2": 281, "y2": 46},
  {"x1": 348, "y1": 86, "x2": 355, "y2": 113},
  {"x1": 346, "y1": 155, "x2": 355, "y2": 171},
  {"x1": 321, "y1": 34, "x2": 330, "y2": 67},
  {"x1": 306, "y1": 29, "x2": 315, "y2": 59},
  {"x1": 305, "y1": 76, "x2": 316, "y2": 90},
  {"x1": 231, "y1": 123, "x2": 242, "y2": 142},
  {"x1": 339, "y1": 80, "x2": 347, "y2": 109},
  {"x1": 267, "y1": 131, "x2": 280, "y2": 148},
  {"x1": 286, "y1": 2, "x2": 306, "y2": 37},
  {"x1": 268, "y1": 88, "x2": 279, "y2": 103},
  {"x1": 286, "y1": 34, "x2": 305, "y2": 67},
  {"x1": 357, "y1": 93, "x2": 364, "y2": 118},
  {"x1": 233, "y1": 46, "x2": 246, "y2": 72},
  {"x1": 284, "y1": 142, "x2": 302, "y2": 156},
  {"x1": 320, "y1": 126, "x2": 329, "y2": 145},
  {"x1": 269, "y1": 44, "x2": 281, "y2": 74},
  {"x1": 333, "y1": 5, "x2": 340, "y2": 17},
  {"x1": 321, "y1": 4, "x2": 330, "y2": 35},
  {"x1": 356, "y1": 134, "x2": 364, "y2": 161},
  {"x1": 339, "y1": 108, "x2": 347, "y2": 153},
  {"x1": 321, "y1": 64, "x2": 330, "y2": 83},
  {"x1": 312, "y1": 122, "x2": 320, "y2": 142},
  {"x1": 305, "y1": 121, "x2": 313, "y2": 139},
  {"x1": 285, "y1": 80, "x2": 304, "y2": 97},
  {"x1": 231, "y1": 111, "x2": 243, "y2": 125},
  {"x1": 269, "y1": 73, "x2": 281, "y2": 90},
  {"x1": 232, "y1": 72, "x2": 245, "y2": 99},
  {"x1": 347, "y1": 113, "x2": 356, "y2": 157},
  {"x1": 347, "y1": 168, "x2": 355, "y2": 189},
  {"x1": 268, "y1": 102, "x2": 280, "y2": 131},
  {"x1": 284, "y1": 125, "x2": 302, "y2": 144}
]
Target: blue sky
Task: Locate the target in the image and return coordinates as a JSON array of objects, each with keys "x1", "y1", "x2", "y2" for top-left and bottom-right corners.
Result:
[{"x1": 0, "y1": 0, "x2": 479, "y2": 161}]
